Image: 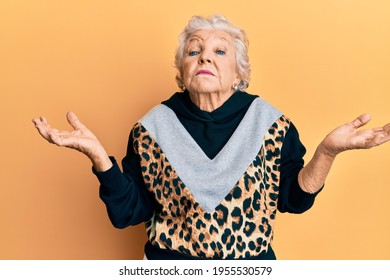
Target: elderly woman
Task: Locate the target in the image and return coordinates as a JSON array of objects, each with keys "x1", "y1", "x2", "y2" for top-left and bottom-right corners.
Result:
[{"x1": 32, "y1": 15, "x2": 390, "y2": 260}]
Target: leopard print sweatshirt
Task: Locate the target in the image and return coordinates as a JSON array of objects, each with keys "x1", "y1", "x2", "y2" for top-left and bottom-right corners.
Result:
[{"x1": 94, "y1": 91, "x2": 322, "y2": 259}]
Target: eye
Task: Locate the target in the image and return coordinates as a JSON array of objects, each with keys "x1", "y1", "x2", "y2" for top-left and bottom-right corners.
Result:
[
  {"x1": 216, "y1": 50, "x2": 225, "y2": 55},
  {"x1": 189, "y1": 51, "x2": 199, "y2": 56}
]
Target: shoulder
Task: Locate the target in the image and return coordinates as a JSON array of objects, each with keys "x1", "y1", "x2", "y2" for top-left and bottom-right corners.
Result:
[
  {"x1": 139, "y1": 104, "x2": 175, "y2": 130},
  {"x1": 247, "y1": 96, "x2": 294, "y2": 134},
  {"x1": 251, "y1": 97, "x2": 282, "y2": 118}
]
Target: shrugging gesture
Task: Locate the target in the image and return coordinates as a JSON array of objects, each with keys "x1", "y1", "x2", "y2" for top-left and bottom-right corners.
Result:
[
  {"x1": 32, "y1": 112, "x2": 112, "y2": 171},
  {"x1": 31, "y1": 14, "x2": 390, "y2": 260},
  {"x1": 321, "y1": 113, "x2": 390, "y2": 156},
  {"x1": 298, "y1": 113, "x2": 390, "y2": 194}
]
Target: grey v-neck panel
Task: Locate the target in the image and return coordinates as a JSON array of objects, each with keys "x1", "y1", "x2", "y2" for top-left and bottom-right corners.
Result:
[{"x1": 139, "y1": 97, "x2": 282, "y2": 213}]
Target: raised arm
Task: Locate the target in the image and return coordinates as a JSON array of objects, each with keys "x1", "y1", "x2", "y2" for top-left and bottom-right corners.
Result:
[
  {"x1": 298, "y1": 113, "x2": 390, "y2": 194},
  {"x1": 32, "y1": 112, "x2": 112, "y2": 172}
]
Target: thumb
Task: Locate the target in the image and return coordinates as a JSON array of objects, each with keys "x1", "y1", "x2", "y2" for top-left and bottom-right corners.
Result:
[
  {"x1": 66, "y1": 111, "x2": 85, "y2": 130},
  {"x1": 350, "y1": 113, "x2": 371, "y2": 129}
]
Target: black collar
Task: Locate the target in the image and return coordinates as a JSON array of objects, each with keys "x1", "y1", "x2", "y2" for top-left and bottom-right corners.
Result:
[{"x1": 162, "y1": 90, "x2": 258, "y2": 123}]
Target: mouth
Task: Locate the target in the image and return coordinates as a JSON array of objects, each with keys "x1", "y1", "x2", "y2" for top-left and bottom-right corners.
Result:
[{"x1": 196, "y1": 70, "x2": 214, "y2": 76}]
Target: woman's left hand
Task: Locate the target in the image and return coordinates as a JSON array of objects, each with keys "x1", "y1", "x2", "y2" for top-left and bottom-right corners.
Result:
[{"x1": 320, "y1": 113, "x2": 390, "y2": 157}]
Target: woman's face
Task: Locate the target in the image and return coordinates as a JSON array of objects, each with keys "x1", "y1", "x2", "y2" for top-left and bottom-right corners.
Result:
[{"x1": 182, "y1": 29, "x2": 240, "y2": 96}]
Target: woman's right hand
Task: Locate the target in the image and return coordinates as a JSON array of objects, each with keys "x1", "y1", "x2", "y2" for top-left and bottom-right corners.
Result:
[{"x1": 32, "y1": 112, "x2": 113, "y2": 171}]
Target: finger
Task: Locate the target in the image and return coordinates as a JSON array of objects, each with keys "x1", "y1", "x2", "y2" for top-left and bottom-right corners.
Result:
[
  {"x1": 47, "y1": 131, "x2": 65, "y2": 146},
  {"x1": 48, "y1": 131, "x2": 81, "y2": 149},
  {"x1": 40, "y1": 116, "x2": 54, "y2": 131},
  {"x1": 350, "y1": 113, "x2": 371, "y2": 129},
  {"x1": 32, "y1": 118, "x2": 42, "y2": 130},
  {"x1": 366, "y1": 133, "x2": 390, "y2": 148},
  {"x1": 362, "y1": 124, "x2": 390, "y2": 134},
  {"x1": 365, "y1": 123, "x2": 390, "y2": 137},
  {"x1": 32, "y1": 116, "x2": 46, "y2": 127},
  {"x1": 32, "y1": 117, "x2": 52, "y2": 141},
  {"x1": 383, "y1": 123, "x2": 390, "y2": 133},
  {"x1": 34, "y1": 116, "x2": 53, "y2": 132},
  {"x1": 66, "y1": 111, "x2": 86, "y2": 131},
  {"x1": 50, "y1": 128, "x2": 74, "y2": 136}
]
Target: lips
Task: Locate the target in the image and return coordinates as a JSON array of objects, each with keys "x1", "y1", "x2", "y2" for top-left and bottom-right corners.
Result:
[{"x1": 196, "y1": 70, "x2": 214, "y2": 76}]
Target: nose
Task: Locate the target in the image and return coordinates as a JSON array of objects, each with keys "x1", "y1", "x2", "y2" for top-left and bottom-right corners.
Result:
[{"x1": 198, "y1": 51, "x2": 212, "y2": 64}]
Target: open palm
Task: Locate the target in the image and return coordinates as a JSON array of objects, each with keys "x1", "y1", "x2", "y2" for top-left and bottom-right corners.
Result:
[
  {"x1": 32, "y1": 112, "x2": 103, "y2": 159},
  {"x1": 322, "y1": 113, "x2": 390, "y2": 157}
]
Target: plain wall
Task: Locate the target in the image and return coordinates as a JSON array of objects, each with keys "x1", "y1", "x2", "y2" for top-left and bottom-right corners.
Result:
[{"x1": 1, "y1": 0, "x2": 389, "y2": 259}]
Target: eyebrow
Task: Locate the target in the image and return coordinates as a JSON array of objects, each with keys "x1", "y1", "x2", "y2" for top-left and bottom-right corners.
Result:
[
  {"x1": 187, "y1": 35, "x2": 231, "y2": 45},
  {"x1": 217, "y1": 36, "x2": 230, "y2": 44},
  {"x1": 187, "y1": 38, "x2": 201, "y2": 44}
]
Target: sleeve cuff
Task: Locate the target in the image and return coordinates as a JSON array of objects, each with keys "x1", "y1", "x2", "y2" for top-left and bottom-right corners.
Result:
[
  {"x1": 295, "y1": 180, "x2": 324, "y2": 198},
  {"x1": 285, "y1": 175, "x2": 324, "y2": 213},
  {"x1": 92, "y1": 156, "x2": 129, "y2": 195}
]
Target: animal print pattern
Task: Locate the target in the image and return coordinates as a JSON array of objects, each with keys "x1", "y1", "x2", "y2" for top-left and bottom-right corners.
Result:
[{"x1": 132, "y1": 116, "x2": 291, "y2": 259}]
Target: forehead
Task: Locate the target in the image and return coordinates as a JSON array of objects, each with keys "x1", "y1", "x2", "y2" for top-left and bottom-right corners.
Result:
[{"x1": 187, "y1": 29, "x2": 234, "y2": 45}]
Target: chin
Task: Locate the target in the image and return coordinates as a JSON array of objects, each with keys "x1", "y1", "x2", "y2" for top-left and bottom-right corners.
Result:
[{"x1": 188, "y1": 85, "x2": 221, "y2": 95}]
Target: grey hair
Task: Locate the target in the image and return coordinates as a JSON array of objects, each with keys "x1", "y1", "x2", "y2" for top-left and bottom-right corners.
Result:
[{"x1": 175, "y1": 14, "x2": 250, "y2": 91}]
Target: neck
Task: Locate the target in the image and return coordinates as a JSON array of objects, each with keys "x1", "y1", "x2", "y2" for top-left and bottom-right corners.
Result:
[{"x1": 189, "y1": 90, "x2": 235, "y2": 112}]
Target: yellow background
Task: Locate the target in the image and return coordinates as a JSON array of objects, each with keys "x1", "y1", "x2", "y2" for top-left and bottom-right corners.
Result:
[{"x1": 1, "y1": 0, "x2": 389, "y2": 259}]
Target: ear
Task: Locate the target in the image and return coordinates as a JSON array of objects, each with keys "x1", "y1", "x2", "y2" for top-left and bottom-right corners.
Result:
[
  {"x1": 231, "y1": 76, "x2": 241, "y2": 90},
  {"x1": 231, "y1": 80, "x2": 240, "y2": 90}
]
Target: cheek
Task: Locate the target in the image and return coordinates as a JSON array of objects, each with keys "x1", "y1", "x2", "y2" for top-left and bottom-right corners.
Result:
[
  {"x1": 181, "y1": 61, "x2": 194, "y2": 80},
  {"x1": 227, "y1": 60, "x2": 239, "y2": 80}
]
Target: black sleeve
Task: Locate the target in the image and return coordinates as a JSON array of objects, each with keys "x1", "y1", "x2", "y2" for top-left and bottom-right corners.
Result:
[
  {"x1": 93, "y1": 129, "x2": 156, "y2": 228},
  {"x1": 277, "y1": 122, "x2": 323, "y2": 213}
]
